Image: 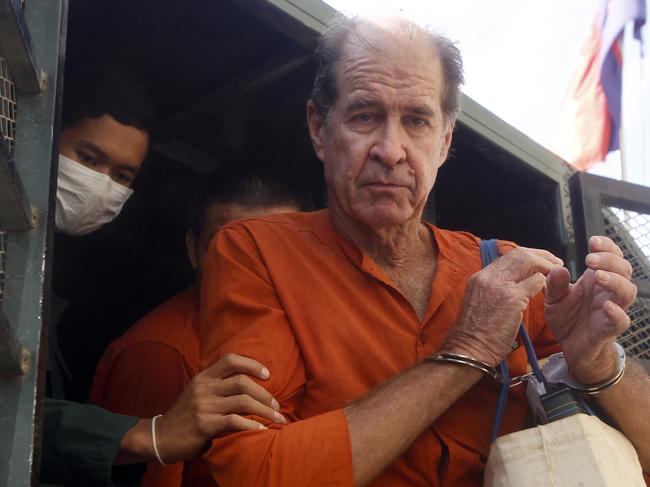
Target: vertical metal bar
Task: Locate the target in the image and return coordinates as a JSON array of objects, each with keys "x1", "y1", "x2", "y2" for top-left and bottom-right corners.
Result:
[
  {"x1": 0, "y1": 133, "x2": 34, "y2": 231},
  {"x1": 0, "y1": 0, "x2": 45, "y2": 94},
  {"x1": 0, "y1": 0, "x2": 65, "y2": 485}
]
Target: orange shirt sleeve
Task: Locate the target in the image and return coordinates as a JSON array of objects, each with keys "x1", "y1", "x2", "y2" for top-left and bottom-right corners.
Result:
[
  {"x1": 198, "y1": 225, "x2": 354, "y2": 486},
  {"x1": 91, "y1": 341, "x2": 194, "y2": 487}
]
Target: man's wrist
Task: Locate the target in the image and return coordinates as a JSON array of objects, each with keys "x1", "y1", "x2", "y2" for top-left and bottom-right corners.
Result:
[
  {"x1": 421, "y1": 353, "x2": 484, "y2": 383},
  {"x1": 425, "y1": 352, "x2": 505, "y2": 383},
  {"x1": 115, "y1": 418, "x2": 154, "y2": 465},
  {"x1": 439, "y1": 331, "x2": 502, "y2": 368},
  {"x1": 564, "y1": 342, "x2": 621, "y2": 385},
  {"x1": 548, "y1": 343, "x2": 626, "y2": 394}
]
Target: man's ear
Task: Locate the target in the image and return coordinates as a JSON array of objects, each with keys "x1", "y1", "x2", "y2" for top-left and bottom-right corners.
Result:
[
  {"x1": 186, "y1": 231, "x2": 198, "y2": 270},
  {"x1": 306, "y1": 100, "x2": 326, "y2": 162}
]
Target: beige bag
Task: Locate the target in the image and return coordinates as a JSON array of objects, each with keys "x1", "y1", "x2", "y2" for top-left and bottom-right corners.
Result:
[{"x1": 484, "y1": 414, "x2": 645, "y2": 486}]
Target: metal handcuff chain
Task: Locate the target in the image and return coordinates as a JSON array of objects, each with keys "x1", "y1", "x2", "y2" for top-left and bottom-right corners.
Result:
[
  {"x1": 426, "y1": 353, "x2": 537, "y2": 388},
  {"x1": 427, "y1": 345, "x2": 627, "y2": 392}
]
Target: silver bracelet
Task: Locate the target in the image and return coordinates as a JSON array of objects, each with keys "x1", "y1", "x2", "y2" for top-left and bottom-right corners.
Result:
[
  {"x1": 425, "y1": 352, "x2": 505, "y2": 384},
  {"x1": 541, "y1": 342, "x2": 626, "y2": 395},
  {"x1": 151, "y1": 414, "x2": 166, "y2": 465}
]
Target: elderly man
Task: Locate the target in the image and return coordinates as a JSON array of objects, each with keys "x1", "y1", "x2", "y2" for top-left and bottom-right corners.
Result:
[{"x1": 198, "y1": 17, "x2": 650, "y2": 486}]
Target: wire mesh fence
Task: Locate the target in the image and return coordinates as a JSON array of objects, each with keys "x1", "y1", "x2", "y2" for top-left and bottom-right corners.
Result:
[
  {"x1": 603, "y1": 206, "x2": 650, "y2": 360},
  {"x1": 0, "y1": 57, "x2": 15, "y2": 309},
  {"x1": 0, "y1": 57, "x2": 17, "y2": 154},
  {"x1": 0, "y1": 229, "x2": 6, "y2": 307}
]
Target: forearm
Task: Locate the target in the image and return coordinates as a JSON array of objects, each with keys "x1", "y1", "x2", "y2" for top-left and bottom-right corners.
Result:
[
  {"x1": 592, "y1": 359, "x2": 650, "y2": 471},
  {"x1": 41, "y1": 399, "x2": 144, "y2": 485},
  {"x1": 115, "y1": 418, "x2": 155, "y2": 465},
  {"x1": 344, "y1": 360, "x2": 482, "y2": 486},
  {"x1": 204, "y1": 361, "x2": 481, "y2": 487},
  {"x1": 207, "y1": 409, "x2": 354, "y2": 485}
]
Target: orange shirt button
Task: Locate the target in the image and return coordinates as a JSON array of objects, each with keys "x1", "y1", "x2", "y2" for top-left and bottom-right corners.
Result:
[{"x1": 417, "y1": 333, "x2": 427, "y2": 345}]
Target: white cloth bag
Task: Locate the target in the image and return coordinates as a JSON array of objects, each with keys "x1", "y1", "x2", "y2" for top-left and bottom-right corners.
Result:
[{"x1": 483, "y1": 414, "x2": 645, "y2": 486}]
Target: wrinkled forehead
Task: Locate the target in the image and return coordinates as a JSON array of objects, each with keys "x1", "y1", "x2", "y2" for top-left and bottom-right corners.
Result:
[{"x1": 335, "y1": 22, "x2": 444, "y2": 107}]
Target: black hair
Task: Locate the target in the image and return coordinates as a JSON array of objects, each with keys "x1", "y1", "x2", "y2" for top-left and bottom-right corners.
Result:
[
  {"x1": 188, "y1": 165, "x2": 314, "y2": 236},
  {"x1": 62, "y1": 65, "x2": 155, "y2": 133}
]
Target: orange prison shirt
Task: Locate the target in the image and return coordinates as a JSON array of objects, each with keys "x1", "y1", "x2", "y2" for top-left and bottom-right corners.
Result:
[
  {"x1": 198, "y1": 209, "x2": 561, "y2": 487},
  {"x1": 90, "y1": 288, "x2": 210, "y2": 486}
]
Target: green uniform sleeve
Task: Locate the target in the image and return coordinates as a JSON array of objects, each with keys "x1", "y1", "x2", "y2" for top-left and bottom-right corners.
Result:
[{"x1": 41, "y1": 398, "x2": 145, "y2": 485}]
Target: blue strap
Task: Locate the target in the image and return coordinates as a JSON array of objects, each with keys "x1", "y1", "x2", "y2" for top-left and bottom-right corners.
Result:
[
  {"x1": 480, "y1": 239, "x2": 593, "y2": 441},
  {"x1": 479, "y1": 238, "x2": 500, "y2": 268},
  {"x1": 491, "y1": 361, "x2": 510, "y2": 442},
  {"x1": 480, "y1": 239, "x2": 547, "y2": 442}
]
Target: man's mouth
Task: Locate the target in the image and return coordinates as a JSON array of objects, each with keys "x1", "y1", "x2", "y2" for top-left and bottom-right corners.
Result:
[{"x1": 362, "y1": 181, "x2": 406, "y2": 189}]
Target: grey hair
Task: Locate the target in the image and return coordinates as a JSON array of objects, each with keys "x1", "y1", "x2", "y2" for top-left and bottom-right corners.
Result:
[{"x1": 310, "y1": 16, "x2": 464, "y2": 121}]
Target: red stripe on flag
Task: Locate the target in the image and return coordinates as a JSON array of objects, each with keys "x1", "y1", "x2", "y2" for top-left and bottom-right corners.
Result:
[{"x1": 553, "y1": 15, "x2": 611, "y2": 171}]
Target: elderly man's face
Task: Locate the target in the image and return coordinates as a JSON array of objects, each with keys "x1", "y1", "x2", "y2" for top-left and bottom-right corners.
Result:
[{"x1": 308, "y1": 34, "x2": 454, "y2": 229}]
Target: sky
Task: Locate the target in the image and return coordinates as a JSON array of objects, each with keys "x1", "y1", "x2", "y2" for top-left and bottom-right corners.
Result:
[{"x1": 323, "y1": 0, "x2": 598, "y2": 155}]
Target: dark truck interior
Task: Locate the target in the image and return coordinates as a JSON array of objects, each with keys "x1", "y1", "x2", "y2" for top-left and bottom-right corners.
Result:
[{"x1": 56, "y1": 0, "x2": 567, "y2": 400}]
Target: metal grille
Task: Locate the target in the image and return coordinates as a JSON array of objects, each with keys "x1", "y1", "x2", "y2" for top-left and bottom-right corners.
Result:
[
  {"x1": 0, "y1": 229, "x2": 6, "y2": 307},
  {"x1": 621, "y1": 297, "x2": 650, "y2": 359},
  {"x1": 561, "y1": 163, "x2": 576, "y2": 243},
  {"x1": 1, "y1": 58, "x2": 17, "y2": 305},
  {"x1": 603, "y1": 206, "x2": 650, "y2": 359},
  {"x1": 0, "y1": 57, "x2": 17, "y2": 154}
]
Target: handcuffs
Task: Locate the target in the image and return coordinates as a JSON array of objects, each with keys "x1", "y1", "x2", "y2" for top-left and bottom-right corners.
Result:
[
  {"x1": 428, "y1": 343, "x2": 626, "y2": 424},
  {"x1": 428, "y1": 342, "x2": 626, "y2": 394}
]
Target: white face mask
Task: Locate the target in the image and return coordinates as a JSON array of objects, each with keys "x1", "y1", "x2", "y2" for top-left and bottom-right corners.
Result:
[{"x1": 55, "y1": 154, "x2": 134, "y2": 236}]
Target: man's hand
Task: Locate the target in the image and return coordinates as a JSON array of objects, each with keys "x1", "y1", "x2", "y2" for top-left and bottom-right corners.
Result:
[
  {"x1": 156, "y1": 353, "x2": 287, "y2": 463},
  {"x1": 443, "y1": 247, "x2": 562, "y2": 366},
  {"x1": 545, "y1": 236, "x2": 637, "y2": 384},
  {"x1": 117, "y1": 353, "x2": 285, "y2": 465}
]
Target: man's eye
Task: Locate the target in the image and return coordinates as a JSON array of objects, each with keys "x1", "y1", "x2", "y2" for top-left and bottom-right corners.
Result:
[
  {"x1": 78, "y1": 153, "x2": 98, "y2": 166},
  {"x1": 354, "y1": 113, "x2": 375, "y2": 123},
  {"x1": 113, "y1": 173, "x2": 133, "y2": 185},
  {"x1": 407, "y1": 117, "x2": 427, "y2": 127}
]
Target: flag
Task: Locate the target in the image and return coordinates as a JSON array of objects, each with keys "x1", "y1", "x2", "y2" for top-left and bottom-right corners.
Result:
[{"x1": 553, "y1": 0, "x2": 646, "y2": 171}]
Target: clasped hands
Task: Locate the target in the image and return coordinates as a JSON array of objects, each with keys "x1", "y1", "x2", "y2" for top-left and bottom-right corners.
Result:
[{"x1": 444, "y1": 236, "x2": 637, "y2": 385}]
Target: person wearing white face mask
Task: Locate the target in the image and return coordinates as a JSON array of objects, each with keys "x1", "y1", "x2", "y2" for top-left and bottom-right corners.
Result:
[
  {"x1": 42, "y1": 66, "x2": 280, "y2": 486},
  {"x1": 47, "y1": 65, "x2": 152, "y2": 401},
  {"x1": 53, "y1": 65, "x2": 150, "y2": 237},
  {"x1": 55, "y1": 154, "x2": 135, "y2": 236}
]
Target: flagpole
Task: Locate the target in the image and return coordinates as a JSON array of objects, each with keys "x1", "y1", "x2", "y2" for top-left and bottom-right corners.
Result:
[
  {"x1": 638, "y1": 0, "x2": 650, "y2": 185},
  {"x1": 620, "y1": 8, "x2": 648, "y2": 186}
]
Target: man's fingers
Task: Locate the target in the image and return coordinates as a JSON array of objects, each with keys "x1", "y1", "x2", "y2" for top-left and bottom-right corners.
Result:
[
  {"x1": 202, "y1": 353, "x2": 270, "y2": 381},
  {"x1": 602, "y1": 300, "x2": 632, "y2": 336},
  {"x1": 214, "y1": 414, "x2": 268, "y2": 434},
  {"x1": 516, "y1": 271, "x2": 547, "y2": 298},
  {"x1": 517, "y1": 247, "x2": 564, "y2": 266},
  {"x1": 589, "y1": 235, "x2": 624, "y2": 258},
  {"x1": 212, "y1": 374, "x2": 279, "y2": 411},
  {"x1": 595, "y1": 271, "x2": 638, "y2": 309},
  {"x1": 217, "y1": 394, "x2": 288, "y2": 425},
  {"x1": 494, "y1": 247, "x2": 562, "y2": 283},
  {"x1": 545, "y1": 266, "x2": 571, "y2": 305},
  {"x1": 586, "y1": 252, "x2": 634, "y2": 279}
]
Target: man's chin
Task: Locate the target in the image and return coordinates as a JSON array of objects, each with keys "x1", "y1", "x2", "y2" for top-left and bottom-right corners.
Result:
[{"x1": 352, "y1": 205, "x2": 416, "y2": 229}]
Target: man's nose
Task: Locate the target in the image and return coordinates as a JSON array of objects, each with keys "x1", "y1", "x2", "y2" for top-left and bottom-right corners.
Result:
[{"x1": 369, "y1": 119, "x2": 407, "y2": 168}]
